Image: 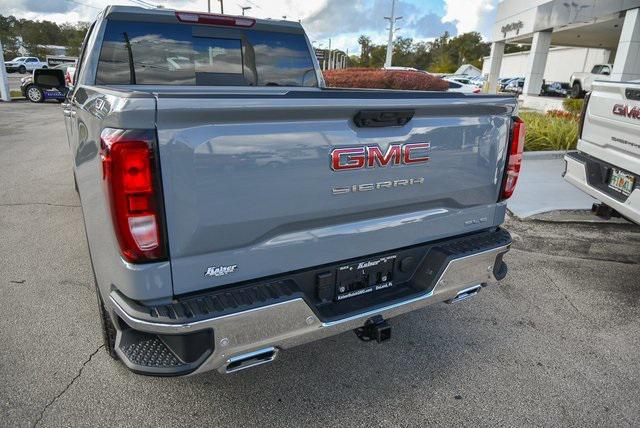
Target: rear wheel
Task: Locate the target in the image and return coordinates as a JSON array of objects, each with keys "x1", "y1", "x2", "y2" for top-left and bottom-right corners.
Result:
[
  {"x1": 18, "y1": 65, "x2": 26, "y2": 74},
  {"x1": 571, "y1": 82, "x2": 583, "y2": 99},
  {"x1": 26, "y1": 85, "x2": 43, "y2": 103}
]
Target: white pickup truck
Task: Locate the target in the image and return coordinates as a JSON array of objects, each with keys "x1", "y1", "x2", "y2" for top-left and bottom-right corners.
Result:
[
  {"x1": 570, "y1": 64, "x2": 612, "y2": 98},
  {"x1": 564, "y1": 81, "x2": 640, "y2": 224},
  {"x1": 4, "y1": 57, "x2": 48, "y2": 74}
]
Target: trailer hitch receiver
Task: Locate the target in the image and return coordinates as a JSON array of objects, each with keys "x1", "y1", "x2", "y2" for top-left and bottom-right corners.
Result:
[{"x1": 354, "y1": 315, "x2": 391, "y2": 343}]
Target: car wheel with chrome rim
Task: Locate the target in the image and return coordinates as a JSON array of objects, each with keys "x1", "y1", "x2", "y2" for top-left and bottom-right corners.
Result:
[{"x1": 26, "y1": 86, "x2": 44, "y2": 103}]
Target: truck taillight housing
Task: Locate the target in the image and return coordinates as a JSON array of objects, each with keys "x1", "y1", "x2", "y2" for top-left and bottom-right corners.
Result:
[
  {"x1": 100, "y1": 128, "x2": 167, "y2": 263},
  {"x1": 500, "y1": 116, "x2": 526, "y2": 200}
]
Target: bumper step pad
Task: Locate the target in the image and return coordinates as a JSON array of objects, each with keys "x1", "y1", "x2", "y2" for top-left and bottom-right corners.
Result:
[
  {"x1": 120, "y1": 336, "x2": 182, "y2": 368},
  {"x1": 116, "y1": 328, "x2": 214, "y2": 376}
]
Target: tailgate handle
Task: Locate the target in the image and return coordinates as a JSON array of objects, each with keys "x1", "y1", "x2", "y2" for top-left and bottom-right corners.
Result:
[
  {"x1": 626, "y1": 88, "x2": 640, "y2": 101},
  {"x1": 353, "y1": 110, "x2": 414, "y2": 128}
]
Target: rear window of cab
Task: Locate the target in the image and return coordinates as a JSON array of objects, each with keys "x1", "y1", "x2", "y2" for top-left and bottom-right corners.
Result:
[{"x1": 96, "y1": 20, "x2": 318, "y2": 87}]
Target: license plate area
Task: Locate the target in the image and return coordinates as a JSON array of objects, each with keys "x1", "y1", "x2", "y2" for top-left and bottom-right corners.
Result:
[
  {"x1": 335, "y1": 255, "x2": 397, "y2": 301},
  {"x1": 608, "y1": 168, "x2": 636, "y2": 196}
]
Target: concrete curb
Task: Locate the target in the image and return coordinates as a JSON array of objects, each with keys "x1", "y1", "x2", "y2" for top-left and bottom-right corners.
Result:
[{"x1": 523, "y1": 150, "x2": 574, "y2": 160}]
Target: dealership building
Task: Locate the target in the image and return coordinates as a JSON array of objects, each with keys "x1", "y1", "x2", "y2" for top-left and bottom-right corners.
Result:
[{"x1": 484, "y1": 0, "x2": 640, "y2": 95}]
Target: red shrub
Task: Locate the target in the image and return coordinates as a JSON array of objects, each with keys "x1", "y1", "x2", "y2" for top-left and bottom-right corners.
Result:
[
  {"x1": 546, "y1": 109, "x2": 579, "y2": 121},
  {"x1": 323, "y1": 68, "x2": 449, "y2": 91}
]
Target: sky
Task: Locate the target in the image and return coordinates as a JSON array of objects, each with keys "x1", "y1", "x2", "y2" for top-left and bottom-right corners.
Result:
[{"x1": 0, "y1": 0, "x2": 500, "y2": 53}]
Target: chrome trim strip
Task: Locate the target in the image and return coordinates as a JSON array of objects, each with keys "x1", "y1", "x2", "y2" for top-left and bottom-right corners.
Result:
[{"x1": 108, "y1": 244, "x2": 510, "y2": 374}]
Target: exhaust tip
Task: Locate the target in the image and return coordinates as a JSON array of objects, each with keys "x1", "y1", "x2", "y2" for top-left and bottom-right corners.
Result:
[
  {"x1": 224, "y1": 347, "x2": 278, "y2": 373},
  {"x1": 447, "y1": 284, "x2": 482, "y2": 304}
]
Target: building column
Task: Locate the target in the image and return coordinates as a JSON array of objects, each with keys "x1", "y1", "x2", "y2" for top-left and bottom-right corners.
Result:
[
  {"x1": 0, "y1": 41, "x2": 11, "y2": 102},
  {"x1": 611, "y1": 8, "x2": 640, "y2": 81},
  {"x1": 486, "y1": 41, "x2": 505, "y2": 94},
  {"x1": 523, "y1": 30, "x2": 552, "y2": 96}
]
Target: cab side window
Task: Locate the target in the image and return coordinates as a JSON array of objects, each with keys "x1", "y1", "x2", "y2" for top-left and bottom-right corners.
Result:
[{"x1": 73, "y1": 22, "x2": 96, "y2": 86}]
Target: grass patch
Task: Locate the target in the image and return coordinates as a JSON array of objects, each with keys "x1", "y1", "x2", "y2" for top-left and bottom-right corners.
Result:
[
  {"x1": 520, "y1": 111, "x2": 579, "y2": 151},
  {"x1": 562, "y1": 98, "x2": 584, "y2": 115},
  {"x1": 9, "y1": 90, "x2": 23, "y2": 98}
]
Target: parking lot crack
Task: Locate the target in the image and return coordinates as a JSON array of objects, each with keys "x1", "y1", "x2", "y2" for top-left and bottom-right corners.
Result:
[
  {"x1": 32, "y1": 345, "x2": 104, "y2": 427},
  {"x1": 0, "y1": 202, "x2": 80, "y2": 208},
  {"x1": 540, "y1": 266, "x2": 594, "y2": 325}
]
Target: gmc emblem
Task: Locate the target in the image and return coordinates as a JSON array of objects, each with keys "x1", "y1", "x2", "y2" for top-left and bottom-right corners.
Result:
[
  {"x1": 330, "y1": 143, "x2": 430, "y2": 171},
  {"x1": 613, "y1": 104, "x2": 640, "y2": 119}
]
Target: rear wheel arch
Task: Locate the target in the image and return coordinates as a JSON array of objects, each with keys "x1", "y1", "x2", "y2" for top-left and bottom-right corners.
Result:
[{"x1": 81, "y1": 204, "x2": 119, "y2": 360}]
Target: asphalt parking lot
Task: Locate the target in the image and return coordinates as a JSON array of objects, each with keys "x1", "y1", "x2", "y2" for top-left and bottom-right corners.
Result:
[{"x1": 1, "y1": 101, "x2": 640, "y2": 427}]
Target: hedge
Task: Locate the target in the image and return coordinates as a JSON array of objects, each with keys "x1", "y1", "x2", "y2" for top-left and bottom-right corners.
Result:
[{"x1": 323, "y1": 68, "x2": 449, "y2": 91}]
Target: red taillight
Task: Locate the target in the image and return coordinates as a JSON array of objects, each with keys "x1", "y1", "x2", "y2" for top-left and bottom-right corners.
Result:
[
  {"x1": 500, "y1": 116, "x2": 526, "y2": 200},
  {"x1": 100, "y1": 128, "x2": 167, "y2": 263},
  {"x1": 473, "y1": 87, "x2": 481, "y2": 94},
  {"x1": 175, "y1": 11, "x2": 255, "y2": 27}
]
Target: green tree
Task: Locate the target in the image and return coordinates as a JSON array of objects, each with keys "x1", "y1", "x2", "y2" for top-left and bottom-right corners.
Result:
[
  {"x1": 505, "y1": 44, "x2": 530, "y2": 54},
  {"x1": 449, "y1": 32, "x2": 489, "y2": 69},
  {"x1": 411, "y1": 41, "x2": 432, "y2": 70},
  {"x1": 369, "y1": 44, "x2": 387, "y2": 68},
  {"x1": 0, "y1": 14, "x2": 88, "y2": 58},
  {"x1": 390, "y1": 36, "x2": 414, "y2": 67},
  {"x1": 357, "y1": 35, "x2": 372, "y2": 67},
  {"x1": 428, "y1": 32, "x2": 456, "y2": 73},
  {"x1": 0, "y1": 15, "x2": 20, "y2": 58}
]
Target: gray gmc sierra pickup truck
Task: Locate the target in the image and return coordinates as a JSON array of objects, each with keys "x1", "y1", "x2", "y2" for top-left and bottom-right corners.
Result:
[{"x1": 64, "y1": 5, "x2": 523, "y2": 376}]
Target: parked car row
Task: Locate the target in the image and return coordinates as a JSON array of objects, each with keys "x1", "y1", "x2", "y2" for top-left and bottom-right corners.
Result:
[
  {"x1": 444, "y1": 78, "x2": 481, "y2": 94},
  {"x1": 496, "y1": 77, "x2": 572, "y2": 97},
  {"x1": 446, "y1": 75, "x2": 485, "y2": 88},
  {"x1": 381, "y1": 67, "x2": 484, "y2": 94}
]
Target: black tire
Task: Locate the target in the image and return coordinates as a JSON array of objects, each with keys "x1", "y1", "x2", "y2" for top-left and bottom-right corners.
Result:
[
  {"x1": 18, "y1": 65, "x2": 26, "y2": 74},
  {"x1": 25, "y1": 85, "x2": 44, "y2": 103},
  {"x1": 97, "y1": 288, "x2": 119, "y2": 360},
  {"x1": 571, "y1": 82, "x2": 583, "y2": 99}
]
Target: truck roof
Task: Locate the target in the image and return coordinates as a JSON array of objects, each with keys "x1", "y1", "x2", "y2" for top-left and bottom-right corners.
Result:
[{"x1": 103, "y1": 5, "x2": 305, "y2": 32}]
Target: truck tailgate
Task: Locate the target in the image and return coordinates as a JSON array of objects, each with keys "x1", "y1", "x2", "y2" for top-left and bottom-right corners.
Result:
[
  {"x1": 155, "y1": 90, "x2": 516, "y2": 295},
  {"x1": 581, "y1": 82, "x2": 640, "y2": 173}
]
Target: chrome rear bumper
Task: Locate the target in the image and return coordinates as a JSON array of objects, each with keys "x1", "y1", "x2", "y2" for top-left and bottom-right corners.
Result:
[{"x1": 109, "y1": 240, "x2": 510, "y2": 375}]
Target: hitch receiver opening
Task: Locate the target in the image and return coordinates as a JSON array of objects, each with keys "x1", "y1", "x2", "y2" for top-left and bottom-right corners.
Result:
[{"x1": 354, "y1": 315, "x2": 391, "y2": 343}]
